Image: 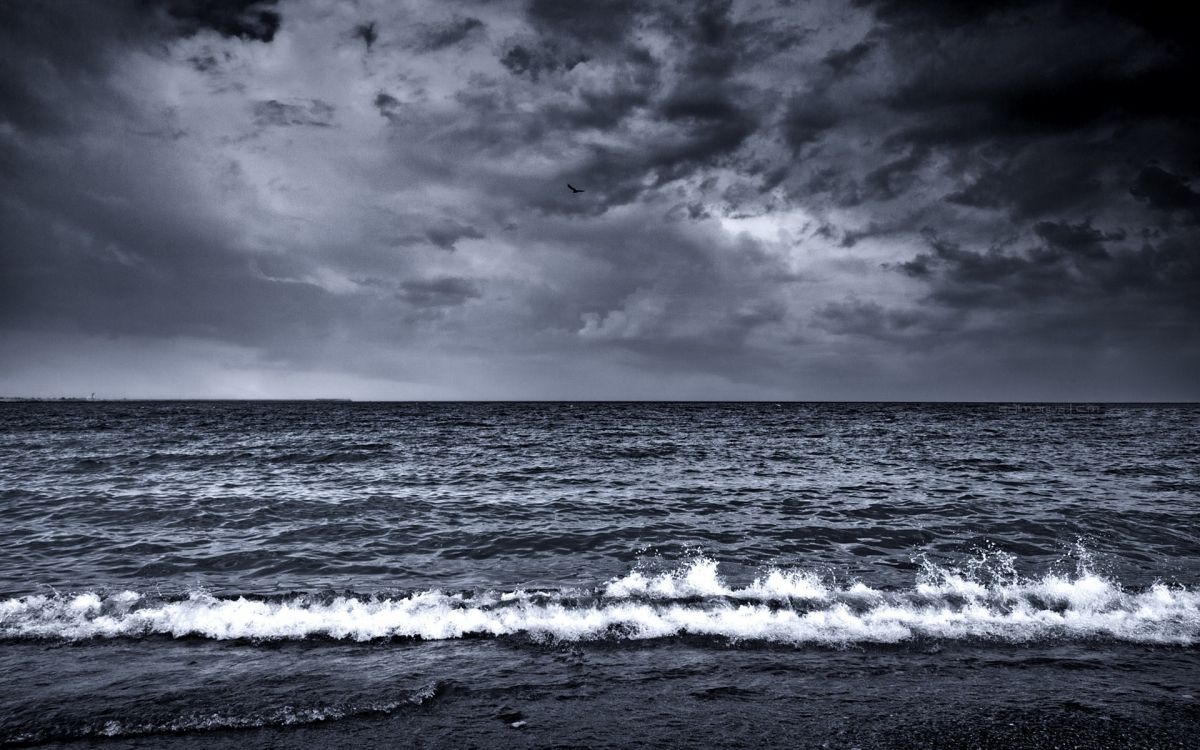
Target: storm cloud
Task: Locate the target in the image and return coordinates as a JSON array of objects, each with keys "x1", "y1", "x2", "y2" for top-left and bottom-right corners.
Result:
[{"x1": 0, "y1": 0, "x2": 1196, "y2": 399}]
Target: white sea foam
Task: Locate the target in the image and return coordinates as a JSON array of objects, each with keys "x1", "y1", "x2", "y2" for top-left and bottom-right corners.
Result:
[
  {"x1": 603, "y1": 559, "x2": 833, "y2": 601},
  {"x1": 2, "y1": 560, "x2": 1197, "y2": 645}
]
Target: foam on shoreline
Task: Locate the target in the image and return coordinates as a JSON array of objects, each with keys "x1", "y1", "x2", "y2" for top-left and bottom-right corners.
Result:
[{"x1": 3, "y1": 559, "x2": 1196, "y2": 645}]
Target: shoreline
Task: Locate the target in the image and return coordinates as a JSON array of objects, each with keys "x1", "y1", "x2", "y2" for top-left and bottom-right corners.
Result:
[{"x1": 35, "y1": 696, "x2": 1200, "y2": 749}]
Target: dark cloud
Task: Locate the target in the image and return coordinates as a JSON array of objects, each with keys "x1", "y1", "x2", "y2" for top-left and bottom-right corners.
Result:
[
  {"x1": 499, "y1": 43, "x2": 586, "y2": 80},
  {"x1": 0, "y1": 157, "x2": 342, "y2": 348},
  {"x1": 353, "y1": 21, "x2": 377, "y2": 51},
  {"x1": 1130, "y1": 165, "x2": 1200, "y2": 221},
  {"x1": 187, "y1": 53, "x2": 222, "y2": 72},
  {"x1": 822, "y1": 41, "x2": 873, "y2": 76},
  {"x1": 0, "y1": 2, "x2": 150, "y2": 136},
  {"x1": 856, "y1": 0, "x2": 1038, "y2": 28},
  {"x1": 252, "y1": 99, "x2": 335, "y2": 128},
  {"x1": 373, "y1": 92, "x2": 402, "y2": 122},
  {"x1": 526, "y1": 0, "x2": 640, "y2": 46},
  {"x1": 897, "y1": 224, "x2": 1199, "y2": 325},
  {"x1": 837, "y1": 0, "x2": 1199, "y2": 391},
  {"x1": 424, "y1": 222, "x2": 484, "y2": 251},
  {"x1": 398, "y1": 277, "x2": 481, "y2": 307},
  {"x1": 816, "y1": 299, "x2": 925, "y2": 342},
  {"x1": 0, "y1": 0, "x2": 1196, "y2": 399},
  {"x1": 1033, "y1": 220, "x2": 1122, "y2": 260},
  {"x1": 815, "y1": 0, "x2": 1200, "y2": 239},
  {"x1": 861, "y1": 147, "x2": 929, "y2": 203},
  {"x1": 164, "y1": 0, "x2": 281, "y2": 42},
  {"x1": 941, "y1": 141, "x2": 1108, "y2": 219},
  {"x1": 780, "y1": 96, "x2": 839, "y2": 154},
  {"x1": 418, "y1": 16, "x2": 483, "y2": 51}
]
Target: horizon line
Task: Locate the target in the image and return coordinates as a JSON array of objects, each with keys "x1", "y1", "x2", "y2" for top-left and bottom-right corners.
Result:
[{"x1": 1, "y1": 397, "x2": 1197, "y2": 405}]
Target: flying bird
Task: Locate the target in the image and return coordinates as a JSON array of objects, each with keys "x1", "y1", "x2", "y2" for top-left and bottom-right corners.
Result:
[{"x1": 567, "y1": 184, "x2": 585, "y2": 194}]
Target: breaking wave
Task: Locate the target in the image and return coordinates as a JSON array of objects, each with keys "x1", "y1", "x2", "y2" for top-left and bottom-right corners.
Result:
[{"x1": 2, "y1": 558, "x2": 1197, "y2": 645}]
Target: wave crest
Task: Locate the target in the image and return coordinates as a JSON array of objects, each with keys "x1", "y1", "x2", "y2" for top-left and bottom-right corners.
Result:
[{"x1": 2, "y1": 559, "x2": 1196, "y2": 645}]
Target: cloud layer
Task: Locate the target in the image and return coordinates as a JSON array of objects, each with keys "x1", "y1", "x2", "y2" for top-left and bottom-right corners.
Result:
[{"x1": 1, "y1": 0, "x2": 1196, "y2": 399}]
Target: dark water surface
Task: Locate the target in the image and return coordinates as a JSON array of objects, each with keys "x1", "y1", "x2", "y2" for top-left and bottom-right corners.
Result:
[{"x1": 1, "y1": 402, "x2": 1197, "y2": 747}]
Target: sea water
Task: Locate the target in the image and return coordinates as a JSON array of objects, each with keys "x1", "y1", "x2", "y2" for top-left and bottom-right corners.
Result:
[{"x1": 1, "y1": 402, "x2": 1197, "y2": 746}]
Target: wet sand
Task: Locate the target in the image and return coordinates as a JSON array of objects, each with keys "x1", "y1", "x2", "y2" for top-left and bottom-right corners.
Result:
[{"x1": 36, "y1": 670, "x2": 1200, "y2": 749}]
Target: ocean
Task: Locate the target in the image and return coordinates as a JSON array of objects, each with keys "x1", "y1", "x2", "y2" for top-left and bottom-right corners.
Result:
[{"x1": 1, "y1": 402, "x2": 1197, "y2": 748}]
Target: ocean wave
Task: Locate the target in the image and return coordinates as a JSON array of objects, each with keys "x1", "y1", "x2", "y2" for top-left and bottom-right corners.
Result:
[{"x1": 1, "y1": 559, "x2": 1196, "y2": 645}]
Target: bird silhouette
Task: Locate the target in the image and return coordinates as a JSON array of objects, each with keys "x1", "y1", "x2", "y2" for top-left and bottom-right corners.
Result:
[{"x1": 567, "y1": 184, "x2": 585, "y2": 193}]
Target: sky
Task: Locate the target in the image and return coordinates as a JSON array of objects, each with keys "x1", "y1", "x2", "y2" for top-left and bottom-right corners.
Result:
[{"x1": 1, "y1": 0, "x2": 1197, "y2": 400}]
